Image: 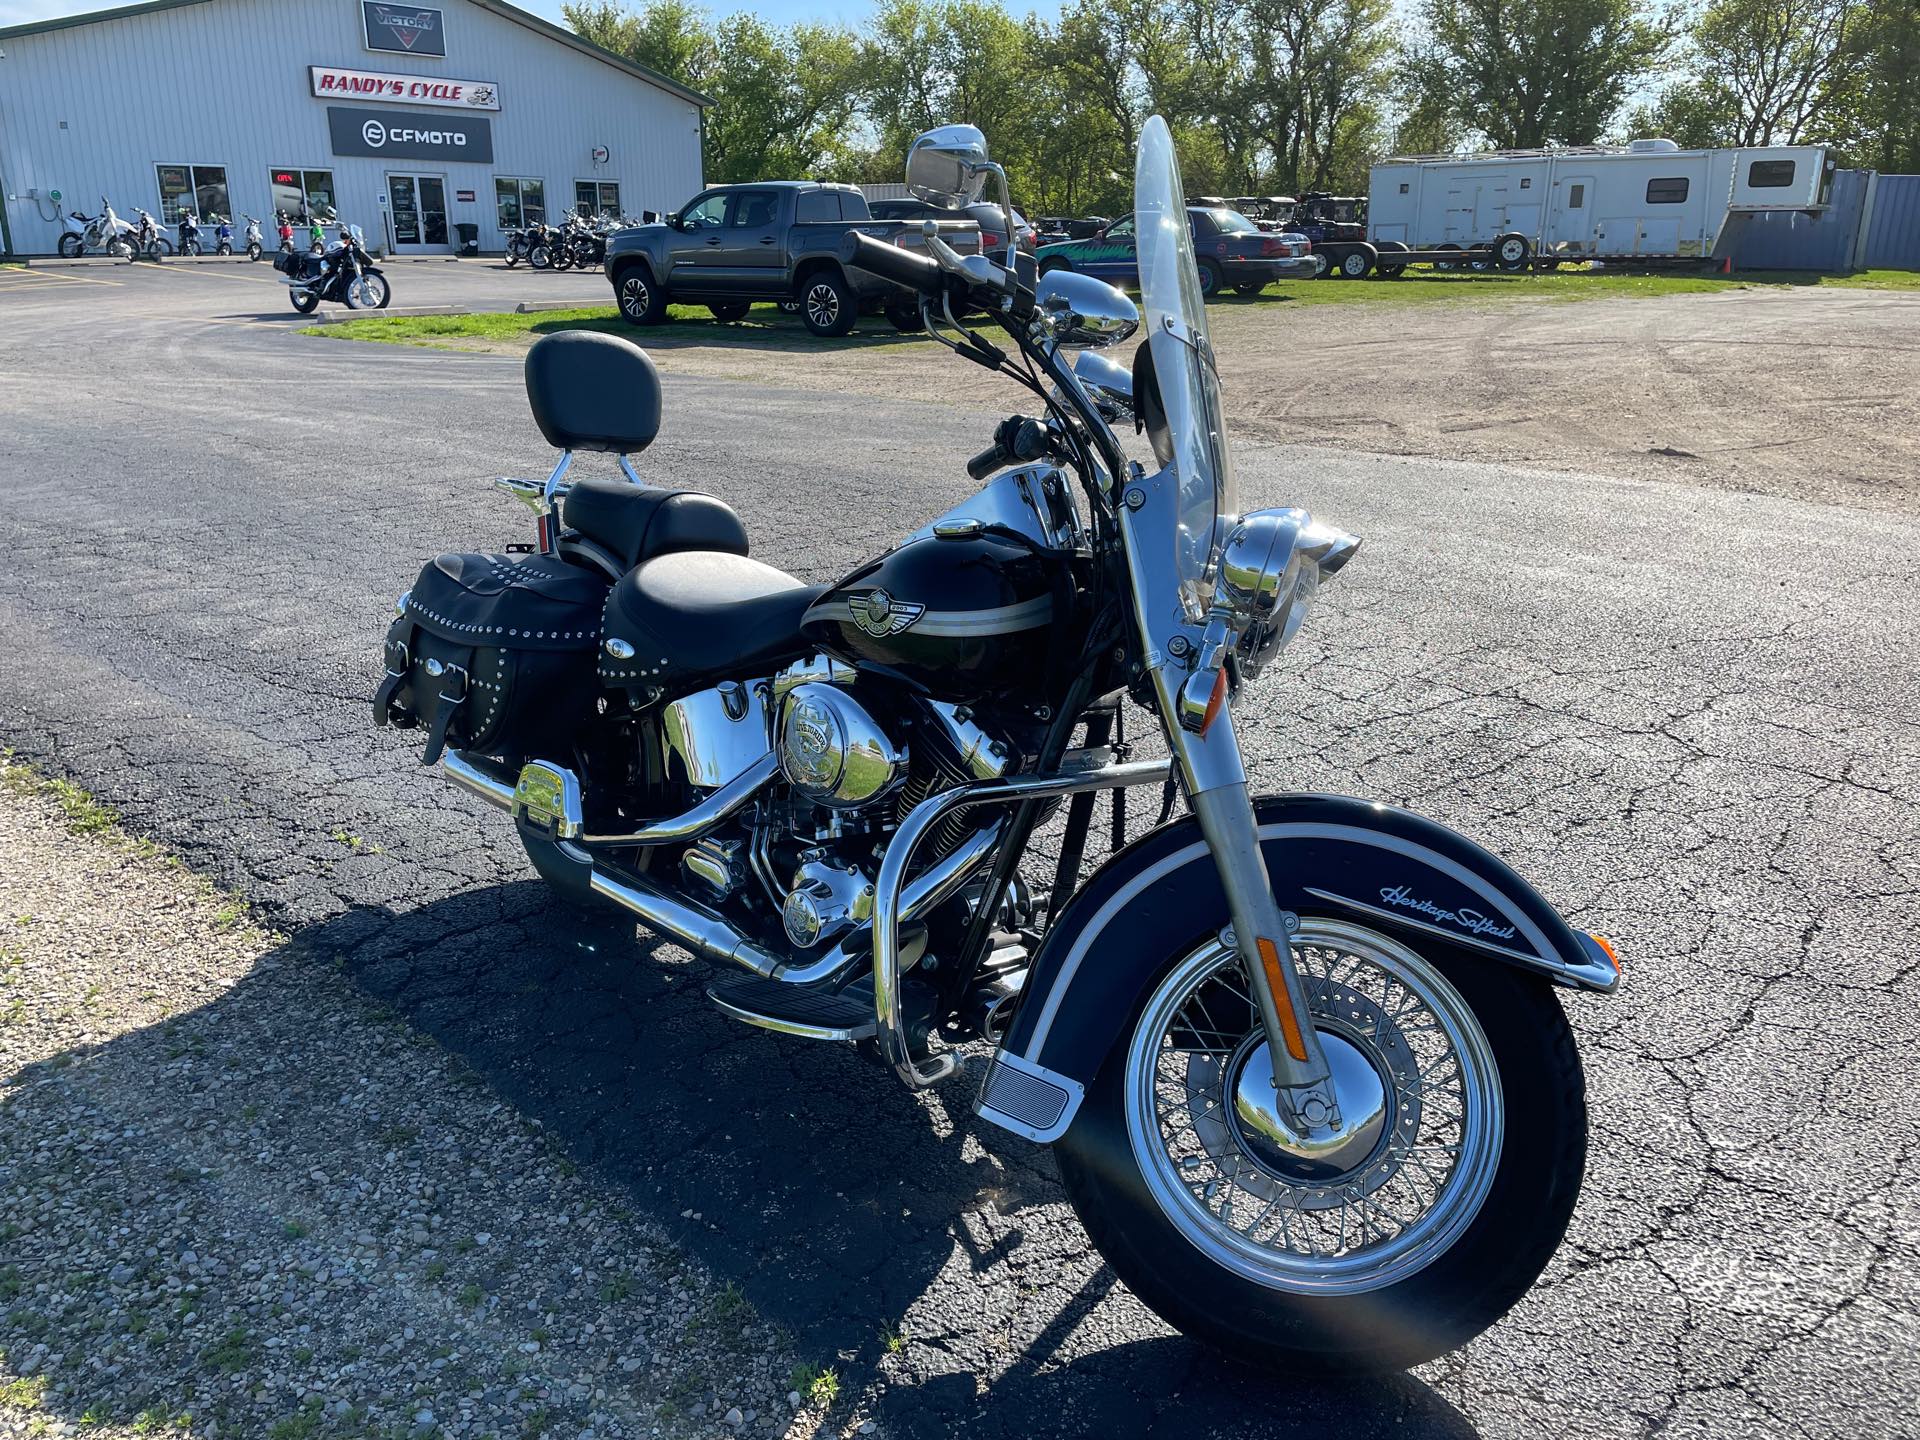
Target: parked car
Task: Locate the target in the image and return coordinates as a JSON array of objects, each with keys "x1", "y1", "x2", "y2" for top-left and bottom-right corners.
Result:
[
  {"x1": 1033, "y1": 215, "x2": 1109, "y2": 244},
  {"x1": 867, "y1": 196, "x2": 1038, "y2": 257},
  {"x1": 1035, "y1": 206, "x2": 1313, "y2": 296},
  {"x1": 604, "y1": 181, "x2": 981, "y2": 336}
]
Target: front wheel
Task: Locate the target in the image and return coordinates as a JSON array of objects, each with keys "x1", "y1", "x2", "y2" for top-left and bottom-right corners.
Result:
[
  {"x1": 615, "y1": 267, "x2": 668, "y2": 326},
  {"x1": 1055, "y1": 917, "x2": 1585, "y2": 1374},
  {"x1": 799, "y1": 270, "x2": 858, "y2": 337},
  {"x1": 1194, "y1": 258, "x2": 1224, "y2": 299},
  {"x1": 346, "y1": 272, "x2": 391, "y2": 310},
  {"x1": 246, "y1": 242, "x2": 263, "y2": 262}
]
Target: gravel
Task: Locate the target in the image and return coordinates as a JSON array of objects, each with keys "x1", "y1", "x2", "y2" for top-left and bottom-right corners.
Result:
[{"x1": 0, "y1": 763, "x2": 852, "y2": 1440}]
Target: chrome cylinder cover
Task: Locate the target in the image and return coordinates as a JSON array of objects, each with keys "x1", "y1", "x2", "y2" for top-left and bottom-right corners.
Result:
[
  {"x1": 777, "y1": 682, "x2": 905, "y2": 809},
  {"x1": 662, "y1": 680, "x2": 771, "y2": 789}
]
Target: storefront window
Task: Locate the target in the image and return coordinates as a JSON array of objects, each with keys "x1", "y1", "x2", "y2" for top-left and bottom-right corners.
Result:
[
  {"x1": 575, "y1": 181, "x2": 620, "y2": 218},
  {"x1": 495, "y1": 177, "x2": 546, "y2": 229},
  {"x1": 156, "y1": 164, "x2": 230, "y2": 223},
  {"x1": 270, "y1": 168, "x2": 336, "y2": 221}
]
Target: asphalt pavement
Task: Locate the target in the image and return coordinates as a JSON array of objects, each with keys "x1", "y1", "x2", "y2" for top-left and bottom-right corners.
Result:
[{"x1": 1, "y1": 257, "x2": 1915, "y2": 1440}]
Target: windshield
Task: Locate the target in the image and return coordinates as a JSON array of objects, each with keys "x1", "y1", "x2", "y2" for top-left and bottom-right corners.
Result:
[{"x1": 1135, "y1": 115, "x2": 1238, "y2": 620}]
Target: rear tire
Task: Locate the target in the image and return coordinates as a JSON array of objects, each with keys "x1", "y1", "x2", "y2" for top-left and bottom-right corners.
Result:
[
  {"x1": 291, "y1": 291, "x2": 320, "y2": 314},
  {"x1": 1339, "y1": 248, "x2": 1373, "y2": 279},
  {"x1": 799, "y1": 269, "x2": 858, "y2": 337},
  {"x1": 1496, "y1": 233, "x2": 1532, "y2": 272},
  {"x1": 708, "y1": 300, "x2": 750, "y2": 323},
  {"x1": 1055, "y1": 921, "x2": 1586, "y2": 1375},
  {"x1": 885, "y1": 302, "x2": 923, "y2": 332},
  {"x1": 528, "y1": 244, "x2": 552, "y2": 270},
  {"x1": 1375, "y1": 240, "x2": 1410, "y2": 279},
  {"x1": 615, "y1": 266, "x2": 668, "y2": 326},
  {"x1": 58, "y1": 234, "x2": 83, "y2": 258}
]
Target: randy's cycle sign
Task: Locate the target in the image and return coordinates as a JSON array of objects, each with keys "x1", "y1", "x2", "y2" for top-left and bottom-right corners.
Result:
[
  {"x1": 363, "y1": 2, "x2": 446, "y2": 57},
  {"x1": 326, "y1": 105, "x2": 494, "y2": 163}
]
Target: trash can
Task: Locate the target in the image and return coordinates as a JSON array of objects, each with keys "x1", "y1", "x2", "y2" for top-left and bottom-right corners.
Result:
[{"x1": 454, "y1": 222, "x2": 479, "y2": 257}]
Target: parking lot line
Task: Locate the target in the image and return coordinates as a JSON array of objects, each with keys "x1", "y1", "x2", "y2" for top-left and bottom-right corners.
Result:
[
  {"x1": 0, "y1": 267, "x2": 123, "y2": 287},
  {"x1": 142, "y1": 262, "x2": 283, "y2": 287}
]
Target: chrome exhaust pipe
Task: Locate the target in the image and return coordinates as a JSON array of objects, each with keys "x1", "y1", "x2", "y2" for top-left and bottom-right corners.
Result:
[
  {"x1": 443, "y1": 751, "x2": 516, "y2": 810},
  {"x1": 588, "y1": 866, "x2": 784, "y2": 978},
  {"x1": 440, "y1": 751, "x2": 774, "y2": 848}
]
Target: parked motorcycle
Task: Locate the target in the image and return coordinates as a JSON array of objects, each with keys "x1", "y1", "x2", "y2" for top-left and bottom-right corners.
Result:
[
  {"x1": 275, "y1": 221, "x2": 389, "y2": 313},
  {"x1": 504, "y1": 225, "x2": 537, "y2": 267},
  {"x1": 177, "y1": 209, "x2": 203, "y2": 257},
  {"x1": 374, "y1": 118, "x2": 1616, "y2": 1374},
  {"x1": 212, "y1": 214, "x2": 235, "y2": 256},
  {"x1": 57, "y1": 197, "x2": 135, "y2": 257},
  {"x1": 277, "y1": 211, "x2": 296, "y2": 256},
  {"x1": 128, "y1": 207, "x2": 170, "y2": 259},
  {"x1": 242, "y1": 214, "x2": 265, "y2": 262}
]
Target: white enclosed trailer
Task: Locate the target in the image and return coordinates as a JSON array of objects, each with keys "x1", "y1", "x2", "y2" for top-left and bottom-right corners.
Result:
[{"x1": 1368, "y1": 140, "x2": 1832, "y2": 266}]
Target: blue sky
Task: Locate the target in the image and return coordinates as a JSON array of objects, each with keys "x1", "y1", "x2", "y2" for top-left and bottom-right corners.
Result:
[{"x1": 0, "y1": 0, "x2": 1066, "y2": 28}]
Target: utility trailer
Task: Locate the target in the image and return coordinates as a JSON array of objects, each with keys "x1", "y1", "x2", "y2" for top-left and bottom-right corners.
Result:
[{"x1": 1363, "y1": 140, "x2": 1833, "y2": 276}]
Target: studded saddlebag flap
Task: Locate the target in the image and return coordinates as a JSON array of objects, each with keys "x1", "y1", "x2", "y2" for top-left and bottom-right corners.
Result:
[{"x1": 373, "y1": 552, "x2": 607, "y2": 766}]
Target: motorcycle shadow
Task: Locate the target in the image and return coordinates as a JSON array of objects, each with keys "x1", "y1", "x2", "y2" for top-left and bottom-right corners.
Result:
[{"x1": 325, "y1": 881, "x2": 1477, "y2": 1439}]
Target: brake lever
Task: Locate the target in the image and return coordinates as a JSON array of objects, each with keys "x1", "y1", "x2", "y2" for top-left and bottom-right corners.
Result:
[{"x1": 921, "y1": 221, "x2": 1014, "y2": 296}]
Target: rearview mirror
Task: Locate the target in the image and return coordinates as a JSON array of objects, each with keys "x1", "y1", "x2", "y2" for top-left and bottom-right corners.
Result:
[{"x1": 906, "y1": 125, "x2": 991, "y2": 207}]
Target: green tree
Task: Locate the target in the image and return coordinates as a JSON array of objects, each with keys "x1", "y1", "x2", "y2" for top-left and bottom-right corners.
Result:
[
  {"x1": 1419, "y1": 0, "x2": 1673, "y2": 147},
  {"x1": 1643, "y1": 0, "x2": 1862, "y2": 147},
  {"x1": 1817, "y1": 0, "x2": 1920, "y2": 170}
]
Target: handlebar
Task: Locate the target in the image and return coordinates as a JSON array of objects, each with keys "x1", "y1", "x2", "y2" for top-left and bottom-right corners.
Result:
[
  {"x1": 966, "y1": 414, "x2": 1054, "y2": 480},
  {"x1": 840, "y1": 231, "x2": 945, "y2": 298}
]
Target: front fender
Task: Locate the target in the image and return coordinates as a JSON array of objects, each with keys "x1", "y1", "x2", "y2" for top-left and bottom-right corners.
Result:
[{"x1": 975, "y1": 792, "x2": 1618, "y2": 1143}]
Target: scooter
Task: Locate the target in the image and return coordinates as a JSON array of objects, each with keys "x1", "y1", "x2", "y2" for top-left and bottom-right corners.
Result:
[
  {"x1": 373, "y1": 116, "x2": 1620, "y2": 1376},
  {"x1": 242, "y1": 214, "x2": 265, "y2": 262},
  {"x1": 277, "y1": 212, "x2": 297, "y2": 256},
  {"x1": 177, "y1": 210, "x2": 203, "y2": 257}
]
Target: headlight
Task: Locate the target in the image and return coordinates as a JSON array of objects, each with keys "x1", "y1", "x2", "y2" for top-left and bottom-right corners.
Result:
[
  {"x1": 1174, "y1": 507, "x2": 1360, "y2": 733},
  {"x1": 1213, "y1": 508, "x2": 1359, "y2": 679}
]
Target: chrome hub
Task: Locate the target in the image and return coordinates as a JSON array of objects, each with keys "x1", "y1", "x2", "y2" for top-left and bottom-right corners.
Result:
[{"x1": 1228, "y1": 1031, "x2": 1390, "y2": 1186}]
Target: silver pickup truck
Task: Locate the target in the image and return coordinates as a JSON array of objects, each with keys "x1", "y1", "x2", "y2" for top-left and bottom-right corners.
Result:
[{"x1": 605, "y1": 180, "x2": 982, "y2": 337}]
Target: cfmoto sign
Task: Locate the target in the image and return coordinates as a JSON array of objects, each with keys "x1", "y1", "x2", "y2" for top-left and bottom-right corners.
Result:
[{"x1": 326, "y1": 105, "x2": 494, "y2": 163}]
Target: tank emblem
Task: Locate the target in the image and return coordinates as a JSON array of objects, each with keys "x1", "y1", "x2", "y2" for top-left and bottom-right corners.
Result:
[{"x1": 849, "y1": 589, "x2": 925, "y2": 638}]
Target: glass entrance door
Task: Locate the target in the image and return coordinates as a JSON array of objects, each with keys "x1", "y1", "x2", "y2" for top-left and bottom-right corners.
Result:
[{"x1": 386, "y1": 174, "x2": 449, "y2": 252}]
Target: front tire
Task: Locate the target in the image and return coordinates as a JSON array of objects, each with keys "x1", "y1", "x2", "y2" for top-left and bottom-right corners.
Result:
[
  {"x1": 246, "y1": 242, "x2": 263, "y2": 262},
  {"x1": 1055, "y1": 918, "x2": 1585, "y2": 1374},
  {"x1": 347, "y1": 273, "x2": 391, "y2": 310},
  {"x1": 615, "y1": 266, "x2": 668, "y2": 326},
  {"x1": 1194, "y1": 258, "x2": 1224, "y2": 299},
  {"x1": 799, "y1": 270, "x2": 858, "y2": 337}
]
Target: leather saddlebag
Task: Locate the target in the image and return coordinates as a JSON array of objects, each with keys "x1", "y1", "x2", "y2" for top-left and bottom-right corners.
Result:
[{"x1": 374, "y1": 552, "x2": 607, "y2": 765}]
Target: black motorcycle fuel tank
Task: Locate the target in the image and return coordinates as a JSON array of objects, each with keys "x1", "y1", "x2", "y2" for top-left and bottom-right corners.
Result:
[{"x1": 802, "y1": 530, "x2": 1076, "y2": 702}]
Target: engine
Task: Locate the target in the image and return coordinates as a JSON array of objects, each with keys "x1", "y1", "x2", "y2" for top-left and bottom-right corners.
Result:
[{"x1": 657, "y1": 657, "x2": 1018, "y2": 959}]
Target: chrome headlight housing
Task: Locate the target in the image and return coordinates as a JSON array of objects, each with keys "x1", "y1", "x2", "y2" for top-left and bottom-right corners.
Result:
[{"x1": 1213, "y1": 508, "x2": 1361, "y2": 680}]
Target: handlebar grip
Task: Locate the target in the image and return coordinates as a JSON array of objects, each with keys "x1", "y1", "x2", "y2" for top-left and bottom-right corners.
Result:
[
  {"x1": 966, "y1": 443, "x2": 1011, "y2": 481},
  {"x1": 840, "y1": 231, "x2": 943, "y2": 297}
]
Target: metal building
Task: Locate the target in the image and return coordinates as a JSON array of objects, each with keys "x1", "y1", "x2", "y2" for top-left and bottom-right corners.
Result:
[{"x1": 0, "y1": 0, "x2": 708, "y2": 256}]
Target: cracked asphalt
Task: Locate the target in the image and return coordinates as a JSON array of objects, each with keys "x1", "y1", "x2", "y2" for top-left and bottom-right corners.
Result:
[{"x1": 1, "y1": 258, "x2": 1917, "y2": 1439}]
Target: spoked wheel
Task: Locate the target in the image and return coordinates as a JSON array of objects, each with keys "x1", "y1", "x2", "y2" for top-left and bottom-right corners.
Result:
[
  {"x1": 1056, "y1": 916, "x2": 1586, "y2": 1374},
  {"x1": 800, "y1": 272, "x2": 857, "y2": 336},
  {"x1": 58, "y1": 234, "x2": 83, "y2": 258}
]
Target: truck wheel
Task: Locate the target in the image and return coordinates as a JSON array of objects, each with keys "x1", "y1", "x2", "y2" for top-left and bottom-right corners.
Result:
[
  {"x1": 799, "y1": 270, "x2": 858, "y2": 337},
  {"x1": 1375, "y1": 240, "x2": 1410, "y2": 279},
  {"x1": 1497, "y1": 233, "x2": 1532, "y2": 271},
  {"x1": 615, "y1": 267, "x2": 668, "y2": 326},
  {"x1": 885, "y1": 302, "x2": 923, "y2": 332},
  {"x1": 708, "y1": 301, "x2": 750, "y2": 323},
  {"x1": 1339, "y1": 249, "x2": 1373, "y2": 279},
  {"x1": 1468, "y1": 245, "x2": 1495, "y2": 273},
  {"x1": 1312, "y1": 250, "x2": 1335, "y2": 279},
  {"x1": 1434, "y1": 244, "x2": 1463, "y2": 273}
]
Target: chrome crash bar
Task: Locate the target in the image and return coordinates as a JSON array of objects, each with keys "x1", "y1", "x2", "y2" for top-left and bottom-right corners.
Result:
[{"x1": 874, "y1": 755, "x2": 1174, "y2": 1089}]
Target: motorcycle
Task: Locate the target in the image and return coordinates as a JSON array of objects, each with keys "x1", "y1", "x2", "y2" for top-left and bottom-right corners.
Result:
[
  {"x1": 57, "y1": 197, "x2": 135, "y2": 257},
  {"x1": 275, "y1": 221, "x2": 390, "y2": 313},
  {"x1": 177, "y1": 209, "x2": 203, "y2": 257},
  {"x1": 504, "y1": 225, "x2": 538, "y2": 267},
  {"x1": 277, "y1": 211, "x2": 296, "y2": 256},
  {"x1": 128, "y1": 207, "x2": 170, "y2": 259},
  {"x1": 373, "y1": 117, "x2": 1616, "y2": 1374},
  {"x1": 242, "y1": 214, "x2": 265, "y2": 262},
  {"x1": 212, "y1": 214, "x2": 235, "y2": 256}
]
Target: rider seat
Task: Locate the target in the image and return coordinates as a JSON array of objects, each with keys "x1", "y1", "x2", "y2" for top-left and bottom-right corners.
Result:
[{"x1": 599, "y1": 551, "x2": 825, "y2": 692}]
